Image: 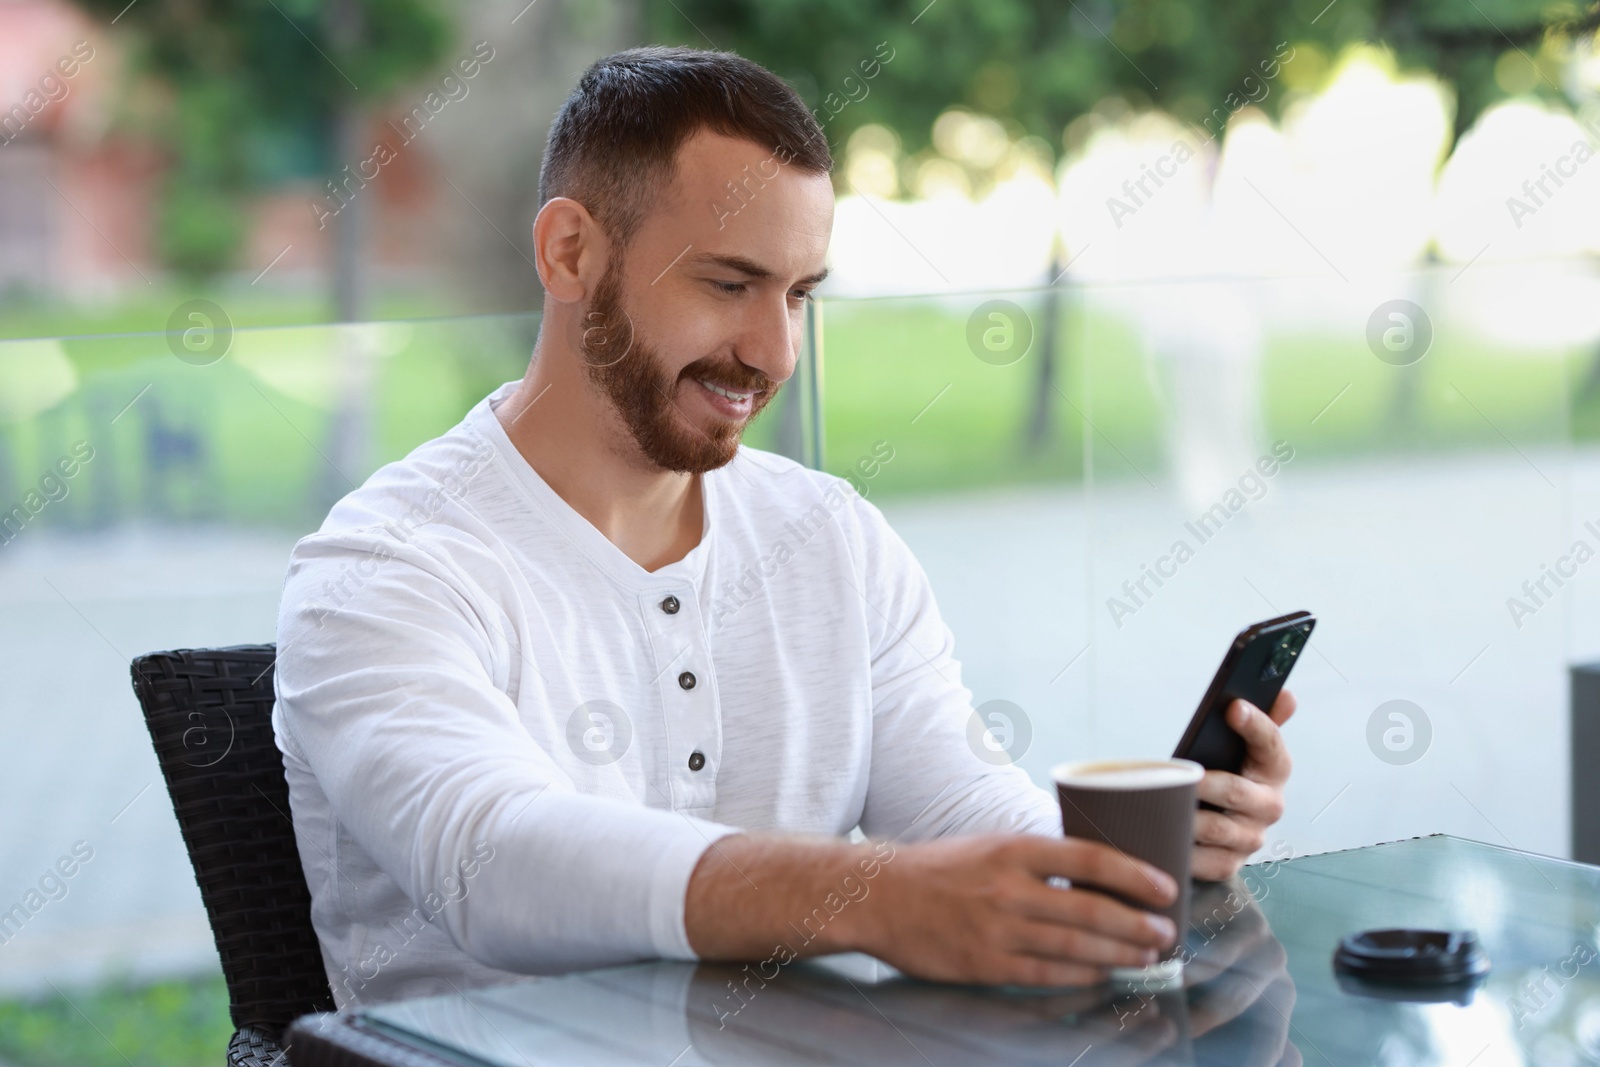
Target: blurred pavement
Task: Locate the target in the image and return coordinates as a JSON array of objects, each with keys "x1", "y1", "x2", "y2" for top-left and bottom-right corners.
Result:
[{"x1": 1, "y1": 445, "x2": 1594, "y2": 994}]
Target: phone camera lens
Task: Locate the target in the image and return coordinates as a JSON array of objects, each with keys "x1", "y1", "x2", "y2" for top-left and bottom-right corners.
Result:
[
  {"x1": 1271, "y1": 631, "x2": 1304, "y2": 674},
  {"x1": 1256, "y1": 631, "x2": 1297, "y2": 681}
]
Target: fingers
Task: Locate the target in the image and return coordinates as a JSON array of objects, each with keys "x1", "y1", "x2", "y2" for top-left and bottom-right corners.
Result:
[
  {"x1": 1227, "y1": 699, "x2": 1293, "y2": 785},
  {"x1": 1013, "y1": 879, "x2": 1177, "y2": 951},
  {"x1": 1197, "y1": 771, "x2": 1285, "y2": 824},
  {"x1": 908, "y1": 951, "x2": 1111, "y2": 989},
  {"x1": 985, "y1": 954, "x2": 1110, "y2": 989},
  {"x1": 1192, "y1": 843, "x2": 1246, "y2": 882},
  {"x1": 1013, "y1": 918, "x2": 1168, "y2": 969},
  {"x1": 1268, "y1": 687, "x2": 1297, "y2": 726},
  {"x1": 1194, "y1": 814, "x2": 1263, "y2": 865},
  {"x1": 1022, "y1": 836, "x2": 1178, "y2": 911}
]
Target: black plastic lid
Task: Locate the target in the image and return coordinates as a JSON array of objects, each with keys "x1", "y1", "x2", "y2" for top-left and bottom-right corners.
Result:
[{"x1": 1333, "y1": 929, "x2": 1490, "y2": 986}]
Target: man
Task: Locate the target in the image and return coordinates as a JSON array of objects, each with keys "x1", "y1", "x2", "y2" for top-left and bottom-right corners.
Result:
[{"x1": 274, "y1": 46, "x2": 1295, "y2": 1008}]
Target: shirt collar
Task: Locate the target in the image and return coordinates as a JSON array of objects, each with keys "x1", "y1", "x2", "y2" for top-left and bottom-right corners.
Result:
[{"x1": 471, "y1": 381, "x2": 716, "y2": 592}]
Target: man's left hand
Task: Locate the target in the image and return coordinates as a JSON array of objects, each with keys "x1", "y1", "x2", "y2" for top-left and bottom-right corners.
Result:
[{"x1": 1192, "y1": 689, "x2": 1295, "y2": 881}]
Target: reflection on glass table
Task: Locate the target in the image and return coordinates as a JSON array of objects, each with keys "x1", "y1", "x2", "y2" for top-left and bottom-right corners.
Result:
[{"x1": 292, "y1": 836, "x2": 1600, "y2": 1066}]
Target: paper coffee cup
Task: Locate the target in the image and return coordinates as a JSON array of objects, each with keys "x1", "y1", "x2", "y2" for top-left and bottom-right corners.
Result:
[{"x1": 1050, "y1": 758, "x2": 1205, "y2": 964}]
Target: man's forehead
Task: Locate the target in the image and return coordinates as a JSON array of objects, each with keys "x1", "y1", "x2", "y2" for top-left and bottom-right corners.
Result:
[{"x1": 650, "y1": 128, "x2": 835, "y2": 259}]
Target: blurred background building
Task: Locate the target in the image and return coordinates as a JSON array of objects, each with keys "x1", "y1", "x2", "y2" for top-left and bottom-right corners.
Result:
[{"x1": 0, "y1": 0, "x2": 642, "y2": 314}]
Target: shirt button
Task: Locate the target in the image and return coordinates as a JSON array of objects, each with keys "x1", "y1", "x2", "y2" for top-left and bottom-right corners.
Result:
[
  {"x1": 661, "y1": 595, "x2": 680, "y2": 615},
  {"x1": 688, "y1": 751, "x2": 706, "y2": 771},
  {"x1": 678, "y1": 671, "x2": 696, "y2": 690}
]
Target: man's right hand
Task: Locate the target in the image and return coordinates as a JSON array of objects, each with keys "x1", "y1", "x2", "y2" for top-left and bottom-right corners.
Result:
[
  {"x1": 847, "y1": 835, "x2": 1178, "y2": 987},
  {"x1": 685, "y1": 833, "x2": 1178, "y2": 988}
]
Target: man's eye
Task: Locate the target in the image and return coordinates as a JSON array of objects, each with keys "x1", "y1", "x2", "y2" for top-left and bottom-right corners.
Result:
[{"x1": 713, "y1": 281, "x2": 746, "y2": 295}]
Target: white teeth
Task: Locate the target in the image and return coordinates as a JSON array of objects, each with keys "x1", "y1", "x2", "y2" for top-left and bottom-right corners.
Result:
[{"x1": 699, "y1": 379, "x2": 751, "y2": 402}]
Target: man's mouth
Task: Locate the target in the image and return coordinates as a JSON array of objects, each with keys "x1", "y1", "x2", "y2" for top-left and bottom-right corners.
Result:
[
  {"x1": 693, "y1": 378, "x2": 760, "y2": 415},
  {"x1": 697, "y1": 379, "x2": 756, "y2": 402}
]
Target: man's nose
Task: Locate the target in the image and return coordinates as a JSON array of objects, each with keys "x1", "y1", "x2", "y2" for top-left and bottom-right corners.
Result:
[{"x1": 737, "y1": 293, "x2": 800, "y2": 386}]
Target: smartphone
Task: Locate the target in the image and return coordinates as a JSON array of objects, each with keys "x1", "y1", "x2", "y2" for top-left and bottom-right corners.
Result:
[{"x1": 1173, "y1": 611, "x2": 1315, "y2": 777}]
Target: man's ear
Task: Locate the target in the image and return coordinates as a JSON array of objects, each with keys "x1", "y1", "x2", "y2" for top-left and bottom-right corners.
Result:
[{"x1": 532, "y1": 197, "x2": 607, "y2": 303}]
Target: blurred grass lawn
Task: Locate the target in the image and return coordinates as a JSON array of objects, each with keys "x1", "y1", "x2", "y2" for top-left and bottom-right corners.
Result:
[
  {"x1": 0, "y1": 975, "x2": 231, "y2": 1067},
  {"x1": 821, "y1": 294, "x2": 1574, "y2": 498},
  {"x1": 0, "y1": 289, "x2": 1580, "y2": 537}
]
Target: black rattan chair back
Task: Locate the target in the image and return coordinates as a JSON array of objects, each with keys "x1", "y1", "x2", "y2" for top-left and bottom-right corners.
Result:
[{"x1": 130, "y1": 645, "x2": 335, "y2": 1062}]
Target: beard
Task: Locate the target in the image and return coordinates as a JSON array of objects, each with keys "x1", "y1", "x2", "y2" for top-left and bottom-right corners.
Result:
[{"x1": 578, "y1": 260, "x2": 778, "y2": 475}]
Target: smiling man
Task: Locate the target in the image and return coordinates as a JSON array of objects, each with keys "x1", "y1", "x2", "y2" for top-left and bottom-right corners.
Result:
[{"x1": 274, "y1": 46, "x2": 1296, "y2": 1008}]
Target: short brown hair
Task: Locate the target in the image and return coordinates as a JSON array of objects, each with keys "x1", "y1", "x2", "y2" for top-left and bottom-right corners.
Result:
[{"x1": 538, "y1": 46, "x2": 832, "y2": 247}]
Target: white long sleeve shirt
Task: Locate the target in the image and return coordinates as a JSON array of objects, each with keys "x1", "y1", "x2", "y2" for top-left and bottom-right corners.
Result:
[{"x1": 273, "y1": 380, "x2": 1060, "y2": 1007}]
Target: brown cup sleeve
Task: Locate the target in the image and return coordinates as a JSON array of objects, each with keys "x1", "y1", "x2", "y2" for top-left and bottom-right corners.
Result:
[{"x1": 1057, "y1": 780, "x2": 1197, "y2": 959}]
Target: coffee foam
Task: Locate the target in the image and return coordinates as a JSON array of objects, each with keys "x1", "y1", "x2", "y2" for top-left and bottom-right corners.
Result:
[{"x1": 1050, "y1": 759, "x2": 1204, "y2": 790}]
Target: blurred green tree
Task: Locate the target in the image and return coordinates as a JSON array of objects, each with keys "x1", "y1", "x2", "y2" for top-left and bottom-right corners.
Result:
[
  {"x1": 651, "y1": 0, "x2": 1597, "y2": 451},
  {"x1": 72, "y1": 0, "x2": 452, "y2": 512},
  {"x1": 72, "y1": 0, "x2": 450, "y2": 302},
  {"x1": 651, "y1": 0, "x2": 1598, "y2": 167}
]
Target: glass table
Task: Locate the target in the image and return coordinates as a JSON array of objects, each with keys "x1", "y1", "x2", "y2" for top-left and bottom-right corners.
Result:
[{"x1": 288, "y1": 835, "x2": 1600, "y2": 1065}]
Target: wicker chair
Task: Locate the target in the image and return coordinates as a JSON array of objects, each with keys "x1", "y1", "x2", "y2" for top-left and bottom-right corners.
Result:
[{"x1": 130, "y1": 645, "x2": 335, "y2": 1067}]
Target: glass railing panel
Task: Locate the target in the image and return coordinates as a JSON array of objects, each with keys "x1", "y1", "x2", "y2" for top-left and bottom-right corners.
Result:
[
  {"x1": 1075, "y1": 264, "x2": 1577, "y2": 860},
  {"x1": 0, "y1": 313, "x2": 538, "y2": 993}
]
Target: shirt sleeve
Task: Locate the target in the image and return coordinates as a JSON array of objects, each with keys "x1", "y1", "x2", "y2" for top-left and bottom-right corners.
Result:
[
  {"x1": 841, "y1": 490, "x2": 1064, "y2": 843},
  {"x1": 274, "y1": 529, "x2": 739, "y2": 974}
]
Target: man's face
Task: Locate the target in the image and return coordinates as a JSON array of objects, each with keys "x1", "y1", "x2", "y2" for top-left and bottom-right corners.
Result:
[{"x1": 578, "y1": 130, "x2": 835, "y2": 474}]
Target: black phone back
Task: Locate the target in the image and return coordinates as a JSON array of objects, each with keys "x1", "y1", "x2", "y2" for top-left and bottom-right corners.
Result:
[{"x1": 1174, "y1": 612, "x2": 1315, "y2": 774}]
